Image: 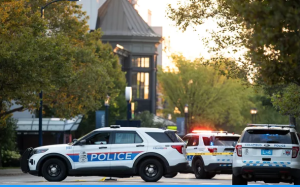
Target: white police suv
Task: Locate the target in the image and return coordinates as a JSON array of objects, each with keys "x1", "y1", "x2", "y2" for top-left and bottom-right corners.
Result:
[
  {"x1": 180, "y1": 130, "x2": 240, "y2": 179},
  {"x1": 232, "y1": 124, "x2": 300, "y2": 185},
  {"x1": 21, "y1": 125, "x2": 188, "y2": 182}
]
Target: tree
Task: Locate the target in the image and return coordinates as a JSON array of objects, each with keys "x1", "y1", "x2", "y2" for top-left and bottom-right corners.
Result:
[
  {"x1": 0, "y1": 0, "x2": 125, "y2": 121},
  {"x1": 168, "y1": 0, "x2": 300, "y2": 86},
  {"x1": 134, "y1": 111, "x2": 164, "y2": 128},
  {"x1": 167, "y1": 0, "x2": 300, "y2": 119},
  {"x1": 158, "y1": 54, "x2": 289, "y2": 132},
  {"x1": 0, "y1": 117, "x2": 18, "y2": 167}
]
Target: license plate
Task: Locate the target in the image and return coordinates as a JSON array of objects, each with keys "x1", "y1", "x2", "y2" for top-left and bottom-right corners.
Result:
[{"x1": 261, "y1": 149, "x2": 272, "y2": 155}]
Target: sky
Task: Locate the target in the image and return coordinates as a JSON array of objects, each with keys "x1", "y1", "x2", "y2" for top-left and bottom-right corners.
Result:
[{"x1": 135, "y1": 0, "x2": 218, "y2": 69}]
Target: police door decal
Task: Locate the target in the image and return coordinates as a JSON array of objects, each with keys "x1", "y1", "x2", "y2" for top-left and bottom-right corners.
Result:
[{"x1": 67, "y1": 151, "x2": 143, "y2": 162}]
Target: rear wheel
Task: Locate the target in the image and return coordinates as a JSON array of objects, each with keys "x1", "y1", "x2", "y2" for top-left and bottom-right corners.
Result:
[
  {"x1": 193, "y1": 159, "x2": 207, "y2": 179},
  {"x1": 294, "y1": 178, "x2": 300, "y2": 185},
  {"x1": 139, "y1": 159, "x2": 163, "y2": 182},
  {"x1": 42, "y1": 158, "x2": 67, "y2": 182},
  {"x1": 232, "y1": 174, "x2": 247, "y2": 185},
  {"x1": 164, "y1": 172, "x2": 177, "y2": 178}
]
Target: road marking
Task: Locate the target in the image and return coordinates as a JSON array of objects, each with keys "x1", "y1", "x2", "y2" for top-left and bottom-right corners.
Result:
[{"x1": 99, "y1": 177, "x2": 106, "y2": 181}]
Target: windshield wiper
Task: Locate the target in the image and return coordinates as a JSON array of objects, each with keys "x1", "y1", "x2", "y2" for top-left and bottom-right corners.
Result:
[{"x1": 266, "y1": 141, "x2": 280, "y2": 143}]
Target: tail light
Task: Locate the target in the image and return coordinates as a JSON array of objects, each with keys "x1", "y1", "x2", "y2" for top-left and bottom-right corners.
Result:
[
  {"x1": 171, "y1": 145, "x2": 183, "y2": 154},
  {"x1": 236, "y1": 145, "x2": 242, "y2": 157},
  {"x1": 292, "y1": 147, "x2": 299, "y2": 158},
  {"x1": 208, "y1": 148, "x2": 217, "y2": 153}
]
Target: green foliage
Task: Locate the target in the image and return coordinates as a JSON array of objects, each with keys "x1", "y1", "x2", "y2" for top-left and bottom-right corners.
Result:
[
  {"x1": 0, "y1": 117, "x2": 19, "y2": 167},
  {"x1": 272, "y1": 84, "x2": 300, "y2": 117},
  {"x1": 167, "y1": 0, "x2": 300, "y2": 118},
  {"x1": 135, "y1": 111, "x2": 164, "y2": 128},
  {"x1": 0, "y1": 0, "x2": 126, "y2": 120},
  {"x1": 158, "y1": 54, "x2": 288, "y2": 132}
]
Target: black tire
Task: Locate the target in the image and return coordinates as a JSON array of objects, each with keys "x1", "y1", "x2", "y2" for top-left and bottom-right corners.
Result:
[
  {"x1": 42, "y1": 158, "x2": 67, "y2": 182},
  {"x1": 294, "y1": 178, "x2": 300, "y2": 185},
  {"x1": 164, "y1": 172, "x2": 178, "y2": 178},
  {"x1": 193, "y1": 159, "x2": 207, "y2": 179},
  {"x1": 232, "y1": 174, "x2": 247, "y2": 185},
  {"x1": 206, "y1": 173, "x2": 216, "y2": 179},
  {"x1": 138, "y1": 159, "x2": 163, "y2": 182}
]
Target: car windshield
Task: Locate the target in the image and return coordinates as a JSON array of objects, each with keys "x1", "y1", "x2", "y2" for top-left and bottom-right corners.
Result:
[
  {"x1": 68, "y1": 131, "x2": 94, "y2": 145},
  {"x1": 214, "y1": 136, "x2": 239, "y2": 146},
  {"x1": 241, "y1": 129, "x2": 298, "y2": 144}
]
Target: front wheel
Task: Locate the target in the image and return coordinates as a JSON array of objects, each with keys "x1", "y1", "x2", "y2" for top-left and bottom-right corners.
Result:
[
  {"x1": 42, "y1": 158, "x2": 67, "y2": 182},
  {"x1": 164, "y1": 172, "x2": 177, "y2": 178},
  {"x1": 232, "y1": 174, "x2": 247, "y2": 185},
  {"x1": 294, "y1": 178, "x2": 300, "y2": 185},
  {"x1": 139, "y1": 159, "x2": 163, "y2": 182}
]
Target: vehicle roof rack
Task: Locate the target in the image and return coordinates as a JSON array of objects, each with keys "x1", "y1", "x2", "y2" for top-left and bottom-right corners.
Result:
[
  {"x1": 110, "y1": 125, "x2": 121, "y2": 128},
  {"x1": 247, "y1": 124, "x2": 295, "y2": 128}
]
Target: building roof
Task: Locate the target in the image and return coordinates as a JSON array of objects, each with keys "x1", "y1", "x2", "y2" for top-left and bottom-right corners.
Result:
[
  {"x1": 96, "y1": 0, "x2": 161, "y2": 38},
  {"x1": 16, "y1": 115, "x2": 83, "y2": 132}
]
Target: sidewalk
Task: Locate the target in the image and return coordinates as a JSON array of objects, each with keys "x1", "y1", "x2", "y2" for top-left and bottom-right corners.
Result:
[{"x1": 0, "y1": 168, "x2": 25, "y2": 176}]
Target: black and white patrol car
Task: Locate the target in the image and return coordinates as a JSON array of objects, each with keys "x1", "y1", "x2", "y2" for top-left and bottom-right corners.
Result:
[
  {"x1": 180, "y1": 130, "x2": 240, "y2": 179},
  {"x1": 21, "y1": 125, "x2": 188, "y2": 182},
  {"x1": 232, "y1": 124, "x2": 300, "y2": 185}
]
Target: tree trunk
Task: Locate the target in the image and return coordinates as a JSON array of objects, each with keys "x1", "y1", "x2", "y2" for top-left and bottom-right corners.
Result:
[{"x1": 0, "y1": 148, "x2": 3, "y2": 168}]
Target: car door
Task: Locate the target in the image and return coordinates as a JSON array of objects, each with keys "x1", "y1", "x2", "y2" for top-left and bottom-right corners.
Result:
[
  {"x1": 109, "y1": 131, "x2": 147, "y2": 171},
  {"x1": 72, "y1": 131, "x2": 112, "y2": 169}
]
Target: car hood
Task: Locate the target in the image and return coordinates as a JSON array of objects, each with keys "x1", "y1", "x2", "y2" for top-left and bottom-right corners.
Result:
[{"x1": 34, "y1": 144, "x2": 70, "y2": 150}]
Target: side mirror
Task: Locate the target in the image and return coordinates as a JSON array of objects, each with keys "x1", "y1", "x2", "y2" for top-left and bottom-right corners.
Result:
[
  {"x1": 232, "y1": 142, "x2": 237, "y2": 147},
  {"x1": 79, "y1": 139, "x2": 86, "y2": 146},
  {"x1": 72, "y1": 139, "x2": 77, "y2": 143}
]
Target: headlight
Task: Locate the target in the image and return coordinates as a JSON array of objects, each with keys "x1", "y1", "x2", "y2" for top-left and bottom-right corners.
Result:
[{"x1": 33, "y1": 149, "x2": 48, "y2": 154}]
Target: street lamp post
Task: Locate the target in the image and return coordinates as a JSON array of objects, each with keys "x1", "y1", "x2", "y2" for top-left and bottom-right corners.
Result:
[
  {"x1": 105, "y1": 96, "x2": 110, "y2": 127},
  {"x1": 38, "y1": 0, "x2": 80, "y2": 146},
  {"x1": 250, "y1": 108, "x2": 257, "y2": 123},
  {"x1": 168, "y1": 114, "x2": 172, "y2": 121},
  {"x1": 184, "y1": 104, "x2": 188, "y2": 134}
]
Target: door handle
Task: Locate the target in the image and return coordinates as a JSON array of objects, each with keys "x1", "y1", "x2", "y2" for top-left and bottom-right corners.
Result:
[
  {"x1": 99, "y1": 147, "x2": 107, "y2": 149},
  {"x1": 194, "y1": 147, "x2": 197, "y2": 149},
  {"x1": 136, "y1": 145, "x2": 144, "y2": 147}
]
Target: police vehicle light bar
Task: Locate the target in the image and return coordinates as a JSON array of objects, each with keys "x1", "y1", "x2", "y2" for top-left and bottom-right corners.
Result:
[
  {"x1": 247, "y1": 124, "x2": 295, "y2": 128},
  {"x1": 192, "y1": 130, "x2": 228, "y2": 134},
  {"x1": 110, "y1": 125, "x2": 120, "y2": 128}
]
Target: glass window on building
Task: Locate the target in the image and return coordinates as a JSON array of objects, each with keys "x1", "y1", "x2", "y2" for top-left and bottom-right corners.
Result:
[
  {"x1": 132, "y1": 72, "x2": 149, "y2": 99},
  {"x1": 132, "y1": 56, "x2": 150, "y2": 68}
]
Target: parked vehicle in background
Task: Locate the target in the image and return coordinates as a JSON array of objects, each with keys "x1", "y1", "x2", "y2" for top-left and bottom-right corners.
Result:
[
  {"x1": 21, "y1": 125, "x2": 188, "y2": 182},
  {"x1": 232, "y1": 124, "x2": 300, "y2": 185},
  {"x1": 179, "y1": 130, "x2": 240, "y2": 179}
]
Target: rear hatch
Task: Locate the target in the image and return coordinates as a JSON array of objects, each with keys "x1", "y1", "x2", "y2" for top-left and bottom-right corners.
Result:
[
  {"x1": 212, "y1": 136, "x2": 240, "y2": 163},
  {"x1": 241, "y1": 129, "x2": 299, "y2": 166}
]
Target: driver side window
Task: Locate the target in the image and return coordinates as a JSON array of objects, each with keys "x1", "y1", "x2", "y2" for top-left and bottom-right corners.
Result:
[{"x1": 86, "y1": 132, "x2": 111, "y2": 145}]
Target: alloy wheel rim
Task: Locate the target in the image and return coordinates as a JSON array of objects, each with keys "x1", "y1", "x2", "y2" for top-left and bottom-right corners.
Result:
[
  {"x1": 145, "y1": 164, "x2": 158, "y2": 177},
  {"x1": 47, "y1": 164, "x2": 61, "y2": 177}
]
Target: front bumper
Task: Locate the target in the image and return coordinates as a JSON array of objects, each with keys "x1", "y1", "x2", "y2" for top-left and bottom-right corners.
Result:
[
  {"x1": 166, "y1": 162, "x2": 189, "y2": 174},
  {"x1": 205, "y1": 163, "x2": 232, "y2": 174},
  {"x1": 20, "y1": 148, "x2": 33, "y2": 173},
  {"x1": 233, "y1": 166, "x2": 300, "y2": 181}
]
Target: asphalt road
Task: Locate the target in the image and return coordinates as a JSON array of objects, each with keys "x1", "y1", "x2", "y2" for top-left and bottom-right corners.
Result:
[{"x1": 0, "y1": 173, "x2": 293, "y2": 185}]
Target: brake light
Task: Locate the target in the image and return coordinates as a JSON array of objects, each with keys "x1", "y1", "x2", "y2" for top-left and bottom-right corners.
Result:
[
  {"x1": 292, "y1": 147, "x2": 299, "y2": 158},
  {"x1": 208, "y1": 148, "x2": 217, "y2": 153},
  {"x1": 171, "y1": 145, "x2": 183, "y2": 154},
  {"x1": 236, "y1": 145, "x2": 242, "y2": 157}
]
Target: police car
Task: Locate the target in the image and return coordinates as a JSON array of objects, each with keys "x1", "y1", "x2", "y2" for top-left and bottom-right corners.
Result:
[
  {"x1": 21, "y1": 125, "x2": 188, "y2": 182},
  {"x1": 180, "y1": 130, "x2": 240, "y2": 179},
  {"x1": 232, "y1": 124, "x2": 300, "y2": 185}
]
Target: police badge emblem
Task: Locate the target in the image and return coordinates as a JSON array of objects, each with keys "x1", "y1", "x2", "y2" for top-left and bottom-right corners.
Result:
[{"x1": 79, "y1": 151, "x2": 88, "y2": 162}]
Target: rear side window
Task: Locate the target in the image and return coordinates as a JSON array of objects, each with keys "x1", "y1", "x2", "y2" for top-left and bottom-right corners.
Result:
[
  {"x1": 202, "y1": 137, "x2": 211, "y2": 146},
  {"x1": 114, "y1": 132, "x2": 143, "y2": 144},
  {"x1": 165, "y1": 131, "x2": 183, "y2": 142},
  {"x1": 187, "y1": 136, "x2": 199, "y2": 146},
  {"x1": 146, "y1": 132, "x2": 172, "y2": 142},
  {"x1": 214, "y1": 136, "x2": 239, "y2": 146},
  {"x1": 242, "y1": 130, "x2": 298, "y2": 144}
]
